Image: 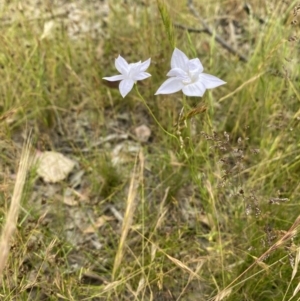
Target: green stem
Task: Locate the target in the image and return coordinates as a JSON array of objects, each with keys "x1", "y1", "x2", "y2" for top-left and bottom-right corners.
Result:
[
  {"x1": 181, "y1": 94, "x2": 193, "y2": 154},
  {"x1": 182, "y1": 94, "x2": 187, "y2": 109},
  {"x1": 135, "y1": 85, "x2": 178, "y2": 142}
]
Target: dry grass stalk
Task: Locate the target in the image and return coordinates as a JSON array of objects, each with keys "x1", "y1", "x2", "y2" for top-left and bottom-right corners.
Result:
[
  {"x1": 112, "y1": 151, "x2": 142, "y2": 280},
  {"x1": 0, "y1": 135, "x2": 32, "y2": 281},
  {"x1": 187, "y1": 0, "x2": 248, "y2": 62},
  {"x1": 291, "y1": 246, "x2": 300, "y2": 281},
  {"x1": 219, "y1": 71, "x2": 265, "y2": 102},
  {"x1": 211, "y1": 215, "x2": 300, "y2": 301},
  {"x1": 291, "y1": 280, "x2": 300, "y2": 300}
]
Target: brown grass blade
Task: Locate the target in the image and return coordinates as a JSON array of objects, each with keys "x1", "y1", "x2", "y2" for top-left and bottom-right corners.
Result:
[
  {"x1": 112, "y1": 151, "x2": 142, "y2": 280},
  {"x1": 0, "y1": 134, "x2": 32, "y2": 281}
]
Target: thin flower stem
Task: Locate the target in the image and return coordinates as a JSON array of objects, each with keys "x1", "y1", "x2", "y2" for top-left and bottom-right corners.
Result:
[
  {"x1": 182, "y1": 94, "x2": 187, "y2": 109},
  {"x1": 205, "y1": 101, "x2": 213, "y2": 129},
  {"x1": 135, "y1": 85, "x2": 179, "y2": 142},
  {"x1": 181, "y1": 95, "x2": 193, "y2": 151},
  {"x1": 180, "y1": 95, "x2": 189, "y2": 159}
]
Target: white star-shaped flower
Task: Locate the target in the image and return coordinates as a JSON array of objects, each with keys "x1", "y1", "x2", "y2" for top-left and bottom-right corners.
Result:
[
  {"x1": 103, "y1": 55, "x2": 151, "y2": 98},
  {"x1": 155, "y1": 48, "x2": 226, "y2": 97}
]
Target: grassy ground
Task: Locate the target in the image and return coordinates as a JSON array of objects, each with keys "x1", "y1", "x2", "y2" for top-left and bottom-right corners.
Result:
[{"x1": 1, "y1": 0, "x2": 300, "y2": 300}]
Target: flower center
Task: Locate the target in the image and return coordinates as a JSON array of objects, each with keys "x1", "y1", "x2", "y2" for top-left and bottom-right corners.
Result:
[
  {"x1": 182, "y1": 70, "x2": 199, "y2": 85},
  {"x1": 182, "y1": 77, "x2": 192, "y2": 85}
]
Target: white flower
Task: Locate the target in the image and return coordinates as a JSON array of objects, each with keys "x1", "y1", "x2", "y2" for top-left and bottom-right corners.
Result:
[
  {"x1": 155, "y1": 48, "x2": 226, "y2": 97},
  {"x1": 103, "y1": 55, "x2": 151, "y2": 98}
]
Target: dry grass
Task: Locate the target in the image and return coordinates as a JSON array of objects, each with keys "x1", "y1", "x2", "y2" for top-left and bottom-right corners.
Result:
[
  {"x1": 0, "y1": 134, "x2": 32, "y2": 279},
  {"x1": 112, "y1": 152, "x2": 141, "y2": 280}
]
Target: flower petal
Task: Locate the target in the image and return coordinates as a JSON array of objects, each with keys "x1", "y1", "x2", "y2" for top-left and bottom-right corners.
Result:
[
  {"x1": 155, "y1": 78, "x2": 184, "y2": 95},
  {"x1": 187, "y1": 58, "x2": 203, "y2": 73},
  {"x1": 133, "y1": 72, "x2": 151, "y2": 81},
  {"x1": 115, "y1": 55, "x2": 129, "y2": 75},
  {"x1": 167, "y1": 68, "x2": 188, "y2": 80},
  {"x1": 103, "y1": 74, "x2": 125, "y2": 81},
  {"x1": 199, "y1": 73, "x2": 226, "y2": 89},
  {"x1": 182, "y1": 81, "x2": 206, "y2": 97},
  {"x1": 129, "y1": 61, "x2": 142, "y2": 70},
  {"x1": 119, "y1": 79, "x2": 135, "y2": 98},
  {"x1": 139, "y1": 58, "x2": 151, "y2": 72},
  {"x1": 128, "y1": 61, "x2": 143, "y2": 78},
  {"x1": 171, "y1": 48, "x2": 189, "y2": 70}
]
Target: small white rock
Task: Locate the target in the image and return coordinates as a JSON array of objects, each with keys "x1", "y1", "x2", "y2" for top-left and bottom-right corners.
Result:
[
  {"x1": 36, "y1": 151, "x2": 76, "y2": 183},
  {"x1": 134, "y1": 124, "x2": 151, "y2": 142}
]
